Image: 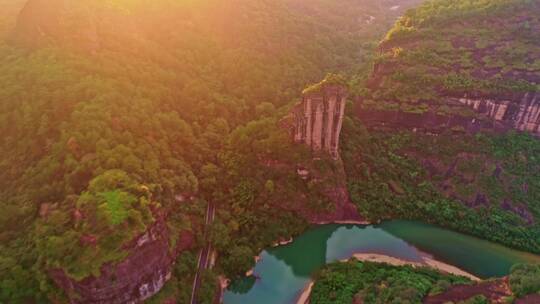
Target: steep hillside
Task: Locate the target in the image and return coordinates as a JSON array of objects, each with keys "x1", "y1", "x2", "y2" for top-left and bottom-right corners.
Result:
[
  {"x1": 344, "y1": 0, "x2": 540, "y2": 255},
  {"x1": 0, "y1": 0, "x2": 422, "y2": 302},
  {"x1": 364, "y1": 0, "x2": 540, "y2": 134}
]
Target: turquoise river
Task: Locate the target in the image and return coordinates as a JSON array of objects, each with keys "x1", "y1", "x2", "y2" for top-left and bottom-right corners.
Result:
[{"x1": 223, "y1": 220, "x2": 540, "y2": 304}]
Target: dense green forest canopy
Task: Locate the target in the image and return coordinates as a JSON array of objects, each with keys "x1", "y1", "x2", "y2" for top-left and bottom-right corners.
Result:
[
  {"x1": 2, "y1": 0, "x2": 538, "y2": 302},
  {"x1": 310, "y1": 260, "x2": 471, "y2": 304},
  {"x1": 311, "y1": 260, "x2": 540, "y2": 304},
  {"x1": 342, "y1": 117, "x2": 540, "y2": 253},
  {"x1": 367, "y1": 0, "x2": 540, "y2": 105},
  {"x1": 342, "y1": 0, "x2": 540, "y2": 254},
  {"x1": 0, "y1": 0, "x2": 420, "y2": 302}
]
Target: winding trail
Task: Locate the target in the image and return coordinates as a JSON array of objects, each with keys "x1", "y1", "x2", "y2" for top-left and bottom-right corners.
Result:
[{"x1": 190, "y1": 201, "x2": 216, "y2": 304}]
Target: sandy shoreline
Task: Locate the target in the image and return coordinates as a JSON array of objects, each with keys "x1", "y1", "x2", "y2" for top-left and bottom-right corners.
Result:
[
  {"x1": 296, "y1": 281, "x2": 314, "y2": 304},
  {"x1": 271, "y1": 237, "x2": 294, "y2": 247},
  {"x1": 315, "y1": 219, "x2": 371, "y2": 225},
  {"x1": 296, "y1": 253, "x2": 480, "y2": 304},
  {"x1": 351, "y1": 253, "x2": 480, "y2": 281}
]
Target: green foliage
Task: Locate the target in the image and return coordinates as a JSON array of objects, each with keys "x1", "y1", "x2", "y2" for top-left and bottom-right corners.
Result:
[
  {"x1": 509, "y1": 264, "x2": 540, "y2": 297},
  {"x1": 99, "y1": 190, "x2": 134, "y2": 225},
  {"x1": 302, "y1": 73, "x2": 348, "y2": 95},
  {"x1": 341, "y1": 117, "x2": 540, "y2": 253},
  {"x1": 220, "y1": 245, "x2": 256, "y2": 278},
  {"x1": 147, "y1": 250, "x2": 199, "y2": 304},
  {"x1": 457, "y1": 295, "x2": 489, "y2": 304},
  {"x1": 31, "y1": 170, "x2": 155, "y2": 281},
  {"x1": 371, "y1": 0, "x2": 540, "y2": 107},
  {"x1": 397, "y1": 0, "x2": 535, "y2": 29},
  {"x1": 1, "y1": 0, "x2": 416, "y2": 301},
  {"x1": 310, "y1": 260, "x2": 470, "y2": 304},
  {"x1": 197, "y1": 270, "x2": 218, "y2": 304}
]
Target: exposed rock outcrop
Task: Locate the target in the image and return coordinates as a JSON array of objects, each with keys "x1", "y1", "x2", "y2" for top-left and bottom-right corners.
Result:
[
  {"x1": 49, "y1": 213, "x2": 193, "y2": 303},
  {"x1": 356, "y1": 94, "x2": 540, "y2": 138},
  {"x1": 456, "y1": 93, "x2": 540, "y2": 136},
  {"x1": 290, "y1": 75, "x2": 348, "y2": 159},
  {"x1": 355, "y1": 106, "x2": 497, "y2": 135},
  {"x1": 283, "y1": 75, "x2": 361, "y2": 223},
  {"x1": 364, "y1": 0, "x2": 540, "y2": 139}
]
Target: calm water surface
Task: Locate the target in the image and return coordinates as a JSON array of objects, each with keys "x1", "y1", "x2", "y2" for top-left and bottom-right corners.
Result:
[{"x1": 223, "y1": 220, "x2": 540, "y2": 304}]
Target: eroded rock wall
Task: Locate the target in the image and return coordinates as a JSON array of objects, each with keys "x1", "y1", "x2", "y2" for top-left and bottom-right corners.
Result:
[
  {"x1": 292, "y1": 85, "x2": 348, "y2": 159},
  {"x1": 285, "y1": 83, "x2": 361, "y2": 223},
  {"x1": 49, "y1": 213, "x2": 193, "y2": 304},
  {"x1": 356, "y1": 93, "x2": 540, "y2": 137},
  {"x1": 457, "y1": 93, "x2": 540, "y2": 136}
]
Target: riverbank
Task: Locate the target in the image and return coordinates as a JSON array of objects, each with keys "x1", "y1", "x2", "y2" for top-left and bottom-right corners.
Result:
[
  {"x1": 295, "y1": 253, "x2": 480, "y2": 304},
  {"x1": 351, "y1": 253, "x2": 480, "y2": 281},
  {"x1": 315, "y1": 219, "x2": 371, "y2": 225},
  {"x1": 296, "y1": 282, "x2": 314, "y2": 304}
]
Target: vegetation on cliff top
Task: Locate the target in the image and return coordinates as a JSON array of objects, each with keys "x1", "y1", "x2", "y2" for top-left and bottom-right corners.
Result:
[
  {"x1": 302, "y1": 73, "x2": 348, "y2": 96},
  {"x1": 367, "y1": 0, "x2": 540, "y2": 107}
]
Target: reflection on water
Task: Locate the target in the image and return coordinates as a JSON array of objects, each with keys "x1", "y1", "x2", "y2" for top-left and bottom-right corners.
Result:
[
  {"x1": 325, "y1": 225, "x2": 423, "y2": 262},
  {"x1": 269, "y1": 224, "x2": 336, "y2": 278},
  {"x1": 224, "y1": 221, "x2": 540, "y2": 304}
]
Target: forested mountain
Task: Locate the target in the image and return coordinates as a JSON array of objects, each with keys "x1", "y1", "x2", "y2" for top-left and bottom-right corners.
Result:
[
  {"x1": 0, "y1": 0, "x2": 422, "y2": 302},
  {"x1": 368, "y1": 0, "x2": 539, "y2": 122},
  {"x1": 308, "y1": 0, "x2": 540, "y2": 302},
  {"x1": 344, "y1": 0, "x2": 540, "y2": 258},
  {"x1": 2, "y1": 0, "x2": 539, "y2": 303}
]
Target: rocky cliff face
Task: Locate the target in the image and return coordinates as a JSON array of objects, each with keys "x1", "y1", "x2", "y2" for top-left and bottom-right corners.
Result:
[
  {"x1": 456, "y1": 93, "x2": 540, "y2": 136},
  {"x1": 49, "y1": 213, "x2": 193, "y2": 303},
  {"x1": 355, "y1": 94, "x2": 540, "y2": 138},
  {"x1": 363, "y1": 0, "x2": 540, "y2": 138},
  {"x1": 283, "y1": 75, "x2": 361, "y2": 223},
  {"x1": 354, "y1": 100, "x2": 510, "y2": 135},
  {"x1": 290, "y1": 77, "x2": 348, "y2": 159}
]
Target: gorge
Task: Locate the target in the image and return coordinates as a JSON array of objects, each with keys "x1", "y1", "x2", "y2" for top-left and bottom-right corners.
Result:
[{"x1": 0, "y1": 0, "x2": 539, "y2": 303}]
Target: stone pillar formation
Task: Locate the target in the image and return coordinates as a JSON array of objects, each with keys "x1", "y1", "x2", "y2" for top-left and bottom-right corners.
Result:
[{"x1": 291, "y1": 74, "x2": 348, "y2": 159}]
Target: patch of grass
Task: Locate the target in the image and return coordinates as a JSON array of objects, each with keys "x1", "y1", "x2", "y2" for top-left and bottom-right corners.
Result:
[{"x1": 99, "y1": 190, "x2": 135, "y2": 225}]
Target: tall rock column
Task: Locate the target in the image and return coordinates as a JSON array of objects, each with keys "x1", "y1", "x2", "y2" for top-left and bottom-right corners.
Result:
[{"x1": 291, "y1": 74, "x2": 348, "y2": 159}]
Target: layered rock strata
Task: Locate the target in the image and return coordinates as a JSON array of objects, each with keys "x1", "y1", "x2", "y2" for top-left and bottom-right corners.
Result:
[
  {"x1": 49, "y1": 213, "x2": 193, "y2": 303},
  {"x1": 356, "y1": 94, "x2": 540, "y2": 137},
  {"x1": 284, "y1": 77, "x2": 361, "y2": 223},
  {"x1": 456, "y1": 93, "x2": 540, "y2": 136},
  {"x1": 291, "y1": 84, "x2": 348, "y2": 159}
]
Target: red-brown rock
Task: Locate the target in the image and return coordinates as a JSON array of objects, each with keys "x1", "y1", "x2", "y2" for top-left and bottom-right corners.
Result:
[{"x1": 49, "y1": 213, "x2": 193, "y2": 303}]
